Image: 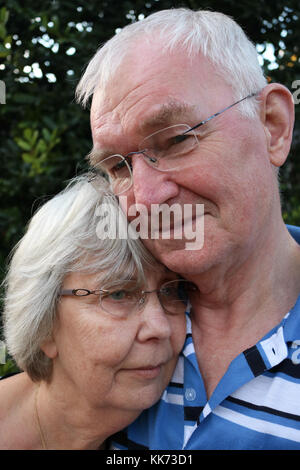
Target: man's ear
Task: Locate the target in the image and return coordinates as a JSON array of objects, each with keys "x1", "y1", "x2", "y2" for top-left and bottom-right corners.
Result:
[{"x1": 259, "y1": 83, "x2": 294, "y2": 167}]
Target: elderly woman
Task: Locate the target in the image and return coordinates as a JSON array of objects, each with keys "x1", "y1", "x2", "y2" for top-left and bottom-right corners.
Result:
[{"x1": 0, "y1": 174, "x2": 191, "y2": 450}]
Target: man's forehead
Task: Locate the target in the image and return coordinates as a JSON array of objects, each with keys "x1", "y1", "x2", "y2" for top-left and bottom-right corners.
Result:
[{"x1": 93, "y1": 94, "x2": 194, "y2": 127}]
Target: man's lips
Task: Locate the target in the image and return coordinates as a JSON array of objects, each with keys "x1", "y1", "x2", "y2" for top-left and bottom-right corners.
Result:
[
  {"x1": 153, "y1": 212, "x2": 208, "y2": 235},
  {"x1": 126, "y1": 200, "x2": 213, "y2": 229}
]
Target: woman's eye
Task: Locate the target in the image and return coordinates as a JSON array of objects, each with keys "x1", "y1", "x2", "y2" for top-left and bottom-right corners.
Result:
[
  {"x1": 108, "y1": 290, "x2": 127, "y2": 301},
  {"x1": 161, "y1": 286, "x2": 172, "y2": 296}
]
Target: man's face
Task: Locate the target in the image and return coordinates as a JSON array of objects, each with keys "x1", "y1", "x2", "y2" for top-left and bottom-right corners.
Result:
[{"x1": 90, "y1": 41, "x2": 276, "y2": 277}]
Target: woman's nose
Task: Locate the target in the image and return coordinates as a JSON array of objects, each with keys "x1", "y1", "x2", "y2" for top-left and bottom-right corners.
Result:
[{"x1": 137, "y1": 293, "x2": 172, "y2": 342}]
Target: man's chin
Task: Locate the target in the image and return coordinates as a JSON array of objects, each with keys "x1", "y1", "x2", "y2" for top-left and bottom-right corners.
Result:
[
  {"x1": 141, "y1": 237, "x2": 201, "y2": 272},
  {"x1": 143, "y1": 237, "x2": 186, "y2": 254}
]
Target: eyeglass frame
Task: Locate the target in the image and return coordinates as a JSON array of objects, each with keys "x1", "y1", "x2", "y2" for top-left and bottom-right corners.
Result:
[
  {"x1": 128, "y1": 91, "x2": 258, "y2": 158},
  {"x1": 59, "y1": 279, "x2": 198, "y2": 316},
  {"x1": 88, "y1": 91, "x2": 259, "y2": 191}
]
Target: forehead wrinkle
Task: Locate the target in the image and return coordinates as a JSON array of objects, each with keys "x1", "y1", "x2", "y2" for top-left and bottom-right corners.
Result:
[{"x1": 139, "y1": 101, "x2": 195, "y2": 133}]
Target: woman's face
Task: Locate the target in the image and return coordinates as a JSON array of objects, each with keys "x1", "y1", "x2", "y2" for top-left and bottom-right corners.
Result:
[{"x1": 46, "y1": 267, "x2": 186, "y2": 413}]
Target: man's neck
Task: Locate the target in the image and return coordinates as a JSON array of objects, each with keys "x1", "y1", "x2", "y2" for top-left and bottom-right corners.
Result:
[
  {"x1": 186, "y1": 222, "x2": 300, "y2": 399},
  {"x1": 189, "y1": 222, "x2": 300, "y2": 327}
]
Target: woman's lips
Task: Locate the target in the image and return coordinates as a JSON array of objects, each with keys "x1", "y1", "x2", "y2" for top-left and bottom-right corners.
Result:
[{"x1": 125, "y1": 365, "x2": 162, "y2": 379}]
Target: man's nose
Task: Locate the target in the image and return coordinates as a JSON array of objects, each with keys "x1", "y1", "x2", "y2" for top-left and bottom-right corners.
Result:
[{"x1": 131, "y1": 155, "x2": 179, "y2": 209}]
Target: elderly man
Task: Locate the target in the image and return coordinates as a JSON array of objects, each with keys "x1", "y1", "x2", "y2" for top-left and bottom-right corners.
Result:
[{"x1": 76, "y1": 9, "x2": 300, "y2": 450}]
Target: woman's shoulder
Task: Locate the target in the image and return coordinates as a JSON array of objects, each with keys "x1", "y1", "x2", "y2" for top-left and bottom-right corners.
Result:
[
  {"x1": 0, "y1": 371, "x2": 20, "y2": 380},
  {"x1": 0, "y1": 372, "x2": 32, "y2": 413},
  {"x1": 0, "y1": 371, "x2": 26, "y2": 384},
  {"x1": 0, "y1": 372, "x2": 35, "y2": 449}
]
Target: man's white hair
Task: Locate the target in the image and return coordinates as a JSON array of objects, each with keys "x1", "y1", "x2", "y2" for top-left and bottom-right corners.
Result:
[
  {"x1": 76, "y1": 8, "x2": 267, "y2": 118},
  {"x1": 2, "y1": 174, "x2": 155, "y2": 382}
]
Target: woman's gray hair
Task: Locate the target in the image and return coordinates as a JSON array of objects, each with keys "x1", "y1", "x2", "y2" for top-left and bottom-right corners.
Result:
[
  {"x1": 2, "y1": 174, "x2": 156, "y2": 382},
  {"x1": 75, "y1": 8, "x2": 267, "y2": 118}
]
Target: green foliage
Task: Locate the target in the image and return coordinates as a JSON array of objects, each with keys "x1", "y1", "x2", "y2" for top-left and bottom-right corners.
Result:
[
  {"x1": 15, "y1": 126, "x2": 61, "y2": 175},
  {"x1": 0, "y1": 358, "x2": 20, "y2": 378},
  {"x1": 0, "y1": 340, "x2": 20, "y2": 377},
  {"x1": 0, "y1": 0, "x2": 299, "y2": 376}
]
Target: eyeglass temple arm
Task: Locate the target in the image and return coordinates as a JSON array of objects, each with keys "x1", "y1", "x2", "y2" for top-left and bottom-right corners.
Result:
[
  {"x1": 184, "y1": 92, "x2": 259, "y2": 135},
  {"x1": 60, "y1": 289, "x2": 75, "y2": 295},
  {"x1": 59, "y1": 289, "x2": 108, "y2": 296}
]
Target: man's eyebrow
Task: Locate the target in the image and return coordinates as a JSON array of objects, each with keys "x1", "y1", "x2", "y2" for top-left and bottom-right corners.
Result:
[
  {"x1": 86, "y1": 147, "x2": 114, "y2": 166},
  {"x1": 139, "y1": 101, "x2": 194, "y2": 132}
]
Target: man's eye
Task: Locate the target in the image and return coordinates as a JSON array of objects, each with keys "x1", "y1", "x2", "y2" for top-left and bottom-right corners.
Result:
[
  {"x1": 173, "y1": 134, "x2": 189, "y2": 144},
  {"x1": 114, "y1": 160, "x2": 126, "y2": 171},
  {"x1": 165, "y1": 133, "x2": 194, "y2": 153},
  {"x1": 164, "y1": 134, "x2": 191, "y2": 150},
  {"x1": 124, "y1": 156, "x2": 133, "y2": 170},
  {"x1": 109, "y1": 160, "x2": 129, "y2": 177}
]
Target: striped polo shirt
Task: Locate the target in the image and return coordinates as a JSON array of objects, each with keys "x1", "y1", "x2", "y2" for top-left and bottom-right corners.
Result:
[{"x1": 111, "y1": 226, "x2": 300, "y2": 450}]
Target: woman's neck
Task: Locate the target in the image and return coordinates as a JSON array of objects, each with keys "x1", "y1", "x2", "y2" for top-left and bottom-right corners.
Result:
[
  {"x1": 0, "y1": 372, "x2": 139, "y2": 450},
  {"x1": 34, "y1": 379, "x2": 139, "y2": 450}
]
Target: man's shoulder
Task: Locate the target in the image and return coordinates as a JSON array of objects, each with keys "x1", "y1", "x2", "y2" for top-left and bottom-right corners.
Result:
[{"x1": 287, "y1": 224, "x2": 300, "y2": 243}]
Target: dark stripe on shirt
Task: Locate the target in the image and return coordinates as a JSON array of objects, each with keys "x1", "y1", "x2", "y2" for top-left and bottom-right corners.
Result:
[
  {"x1": 111, "y1": 431, "x2": 149, "y2": 450},
  {"x1": 227, "y1": 396, "x2": 300, "y2": 422},
  {"x1": 184, "y1": 406, "x2": 203, "y2": 421},
  {"x1": 243, "y1": 345, "x2": 266, "y2": 377},
  {"x1": 269, "y1": 358, "x2": 300, "y2": 379},
  {"x1": 169, "y1": 381, "x2": 184, "y2": 389}
]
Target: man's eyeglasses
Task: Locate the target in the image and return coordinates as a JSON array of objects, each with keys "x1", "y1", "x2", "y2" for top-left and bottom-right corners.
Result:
[
  {"x1": 60, "y1": 279, "x2": 197, "y2": 318},
  {"x1": 91, "y1": 92, "x2": 258, "y2": 195}
]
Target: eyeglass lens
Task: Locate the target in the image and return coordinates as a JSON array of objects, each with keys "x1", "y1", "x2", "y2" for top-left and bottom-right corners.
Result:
[
  {"x1": 139, "y1": 124, "x2": 198, "y2": 171},
  {"x1": 100, "y1": 279, "x2": 197, "y2": 317},
  {"x1": 99, "y1": 154, "x2": 133, "y2": 195},
  {"x1": 97, "y1": 125, "x2": 198, "y2": 194},
  {"x1": 92, "y1": 93, "x2": 257, "y2": 195}
]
